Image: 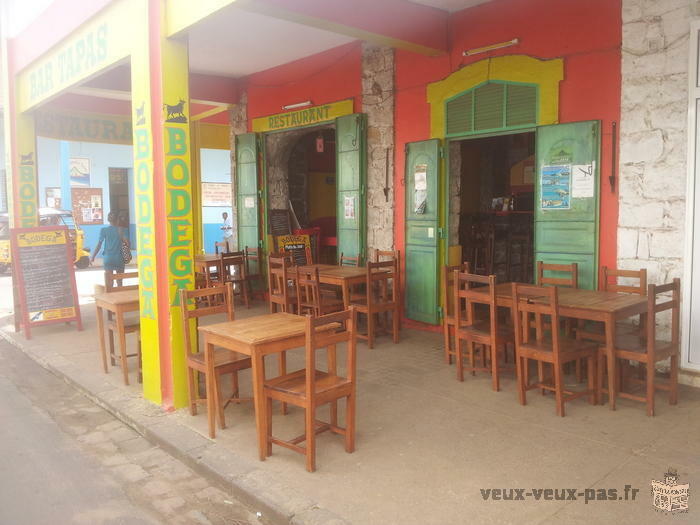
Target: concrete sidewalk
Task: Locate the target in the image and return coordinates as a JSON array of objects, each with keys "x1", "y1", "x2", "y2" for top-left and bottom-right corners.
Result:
[{"x1": 2, "y1": 284, "x2": 699, "y2": 525}]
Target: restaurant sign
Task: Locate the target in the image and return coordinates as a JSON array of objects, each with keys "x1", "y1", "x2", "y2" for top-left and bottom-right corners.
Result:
[
  {"x1": 35, "y1": 110, "x2": 132, "y2": 145},
  {"x1": 252, "y1": 99, "x2": 354, "y2": 133}
]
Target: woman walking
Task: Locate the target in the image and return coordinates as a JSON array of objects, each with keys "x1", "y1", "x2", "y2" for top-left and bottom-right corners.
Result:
[{"x1": 91, "y1": 211, "x2": 129, "y2": 276}]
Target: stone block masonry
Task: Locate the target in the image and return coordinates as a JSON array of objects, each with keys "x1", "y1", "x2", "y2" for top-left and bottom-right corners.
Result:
[
  {"x1": 362, "y1": 43, "x2": 395, "y2": 255},
  {"x1": 229, "y1": 93, "x2": 248, "y2": 249}
]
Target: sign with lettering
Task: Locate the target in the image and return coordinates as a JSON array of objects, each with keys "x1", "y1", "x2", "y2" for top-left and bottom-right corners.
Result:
[
  {"x1": 10, "y1": 226, "x2": 82, "y2": 339},
  {"x1": 252, "y1": 99, "x2": 354, "y2": 133},
  {"x1": 276, "y1": 234, "x2": 312, "y2": 266},
  {"x1": 71, "y1": 187, "x2": 103, "y2": 225},
  {"x1": 201, "y1": 182, "x2": 232, "y2": 207},
  {"x1": 35, "y1": 110, "x2": 133, "y2": 145}
]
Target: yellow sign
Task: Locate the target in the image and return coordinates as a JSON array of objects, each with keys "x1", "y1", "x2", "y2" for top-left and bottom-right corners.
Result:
[
  {"x1": 252, "y1": 99, "x2": 354, "y2": 133},
  {"x1": 16, "y1": 114, "x2": 38, "y2": 228},
  {"x1": 17, "y1": 230, "x2": 67, "y2": 247},
  {"x1": 16, "y1": 0, "x2": 136, "y2": 112},
  {"x1": 35, "y1": 109, "x2": 132, "y2": 145}
]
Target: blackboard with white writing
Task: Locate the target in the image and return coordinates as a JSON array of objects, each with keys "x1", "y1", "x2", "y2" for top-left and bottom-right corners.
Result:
[{"x1": 11, "y1": 226, "x2": 82, "y2": 339}]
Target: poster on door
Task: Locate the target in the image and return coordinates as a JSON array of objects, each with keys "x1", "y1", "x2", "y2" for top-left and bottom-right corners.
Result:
[
  {"x1": 540, "y1": 165, "x2": 571, "y2": 210},
  {"x1": 344, "y1": 196, "x2": 355, "y2": 220},
  {"x1": 414, "y1": 164, "x2": 428, "y2": 214},
  {"x1": 71, "y1": 187, "x2": 104, "y2": 225}
]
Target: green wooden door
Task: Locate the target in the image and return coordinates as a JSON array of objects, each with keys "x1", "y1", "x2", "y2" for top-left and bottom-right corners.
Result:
[
  {"x1": 335, "y1": 114, "x2": 367, "y2": 261},
  {"x1": 405, "y1": 139, "x2": 441, "y2": 324},
  {"x1": 535, "y1": 121, "x2": 600, "y2": 290},
  {"x1": 235, "y1": 133, "x2": 261, "y2": 262}
]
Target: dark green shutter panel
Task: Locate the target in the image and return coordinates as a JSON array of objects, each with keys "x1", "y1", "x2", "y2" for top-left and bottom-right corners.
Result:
[
  {"x1": 235, "y1": 133, "x2": 260, "y2": 257},
  {"x1": 506, "y1": 84, "x2": 537, "y2": 127},
  {"x1": 446, "y1": 91, "x2": 473, "y2": 135},
  {"x1": 405, "y1": 139, "x2": 440, "y2": 324},
  {"x1": 535, "y1": 121, "x2": 600, "y2": 290},
  {"x1": 336, "y1": 114, "x2": 367, "y2": 261},
  {"x1": 474, "y1": 83, "x2": 505, "y2": 131}
]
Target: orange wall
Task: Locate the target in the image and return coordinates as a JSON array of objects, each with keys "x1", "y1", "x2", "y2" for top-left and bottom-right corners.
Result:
[{"x1": 394, "y1": 0, "x2": 622, "y2": 280}]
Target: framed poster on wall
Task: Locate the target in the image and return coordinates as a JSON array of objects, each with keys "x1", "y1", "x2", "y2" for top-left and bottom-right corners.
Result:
[
  {"x1": 45, "y1": 187, "x2": 62, "y2": 209},
  {"x1": 69, "y1": 157, "x2": 90, "y2": 187},
  {"x1": 71, "y1": 187, "x2": 104, "y2": 225},
  {"x1": 201, "y1": 182, "x2": 232, "y2": 207}
]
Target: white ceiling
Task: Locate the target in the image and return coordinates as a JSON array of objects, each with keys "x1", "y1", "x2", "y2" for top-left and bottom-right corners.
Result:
[
  {"x1": 187, "y1": 6, "x2": 355, "y2": 78},
  {"x1": 408, "y1": 0, "x2": 491, "y2": 12}
]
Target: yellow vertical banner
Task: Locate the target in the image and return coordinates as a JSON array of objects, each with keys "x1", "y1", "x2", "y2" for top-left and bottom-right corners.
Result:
[
  {"x1": 161, "y1": 35, "x2": 195, "y2": 409},
  {"x1": 130, "y1": 1, "x2": 161, "y2": 404},
  {"x1": 15, "y1": 113, "x2": 38, "y2": 227}
]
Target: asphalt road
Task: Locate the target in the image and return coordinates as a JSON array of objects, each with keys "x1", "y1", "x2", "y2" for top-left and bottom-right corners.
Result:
[{"x1": 0, "y1": 339, "x2": 259, "y2": 525}]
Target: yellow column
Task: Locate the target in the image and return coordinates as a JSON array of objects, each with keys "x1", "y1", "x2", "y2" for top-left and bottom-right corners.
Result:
[
  {"x1": 14, "y1": 114, "x2": 39, "y2": 227},
  {"x1": 130, "y1": 0, "x2": 194, "y2": 408}
]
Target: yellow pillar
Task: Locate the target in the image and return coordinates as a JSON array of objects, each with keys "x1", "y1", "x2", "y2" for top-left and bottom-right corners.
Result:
[
  {"x1": 131, "y1": 0, "x2": 195, "y2": 408},
  {"x1": 14, "y1": 114, "x2": 39, "y2": 228}
]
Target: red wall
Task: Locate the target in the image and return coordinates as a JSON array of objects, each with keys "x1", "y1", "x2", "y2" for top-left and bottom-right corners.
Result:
[
  {"x1": 395, "y1": 0, "x2": 622, "y2": 283},
  {"x1": 244, "y1": 42, "x2": 363, "y2": 123}
]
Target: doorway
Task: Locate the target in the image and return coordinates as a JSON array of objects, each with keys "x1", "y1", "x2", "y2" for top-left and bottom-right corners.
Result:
[
  {"x1": 451, "y1": 131, "x2": 535, "y2": 283},
  {"x1": 108, "y1": 167, "x2": 131, "y2": 238}
]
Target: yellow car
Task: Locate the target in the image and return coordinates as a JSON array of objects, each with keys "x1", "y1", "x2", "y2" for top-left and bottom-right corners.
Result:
[{"x1": 0, "y1": 208, "x2": 91, "y2": 273}]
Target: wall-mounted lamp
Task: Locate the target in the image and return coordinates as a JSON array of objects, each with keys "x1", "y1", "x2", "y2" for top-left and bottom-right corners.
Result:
[
  {"x1": 463, "y1": 38, "x2": 519, "y2": 57},
  {"x1": 282, "y1": 100, "x2": 313, "y2": 110}
]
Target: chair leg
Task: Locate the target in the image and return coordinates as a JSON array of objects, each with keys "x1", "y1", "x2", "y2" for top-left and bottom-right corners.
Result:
[
  {"x1": 491, "y1": 343, "x2": 499, "y2": 392},
  {"x1": 554, "y1": 362, "x2": 565, "y2": 417},
  {"x1": 443, "y1": 323, "x2": 452, "y2": 365},
  {"x1": 265, "y1": 396, "x2": 273, "y2": 457},
  {"x1": 597, "y1": 351, "x2": 605, "y2": 405},
  {"x1": 587, "y1": 355, "x2": 596, "y2": 405},
  {"x1": 538, "y1": 361, "x2": 545, "y2": 395},
  {"x1": 215, "y1": 373, "x2": 227, "y2": 429},
  {"x1": 670, "y1": 354, "x2": 679, "y2": 405},
  {"x1": 231, "y1": 371, "x2": 240, "y2": 400},
  {"x1": 468, "y1": 341, "x2": 475, "y2": 376},
  {"x1": 345, "y1": 393, "x2": 356, "y2": 453},
  {"x1": 108, "y1": 328, "x2": 116, "y2": 366},
  {"x1": 456, "y1": 338, "x2": 464, "y2": 382},
  {"x1": 516, "y1": 356, "x2": 527, "y2": 405},
  {"x1": 646, "y1": 360, "x2": 655, "y2": 417},
  {"x1": 243, "y1": 280, "x2": 250, "y2": 309},
  {"x1": 305, "y1": 405, "x2": 316, "y2": 473},
  {"x1": 392, "y1": 309, "x2": 400, "y2": 344},
  {"x1": 367, "y1": 312, "x2": 375, "y2": 349},
  {"x1": 186, "y1": 367, "x2": 197, "y2": 416},
  {"x1": 575, "y1": 359, "x2": 583, "y2": 383}
]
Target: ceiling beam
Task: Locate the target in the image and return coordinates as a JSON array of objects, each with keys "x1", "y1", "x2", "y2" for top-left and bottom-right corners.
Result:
[
  {"x1": 66, "y1": 87, "x2": 234, "y2": 108},
  {"x1": 233, "y1": 0, "x2": 448, "y2": 56}
]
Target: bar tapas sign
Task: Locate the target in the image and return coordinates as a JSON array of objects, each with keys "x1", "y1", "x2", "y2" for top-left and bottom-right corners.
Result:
[{"x1": 11, "y1": 226, "x2": 82, "y2": 339}]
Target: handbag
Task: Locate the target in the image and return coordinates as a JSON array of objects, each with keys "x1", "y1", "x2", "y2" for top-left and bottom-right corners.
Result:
[{"x1": 121, "y1": 238, "x2": 132, "y2": 264}]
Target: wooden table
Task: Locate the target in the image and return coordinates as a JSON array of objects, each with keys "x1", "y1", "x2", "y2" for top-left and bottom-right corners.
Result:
[
  {"x1": 299, "y1": 264, "x2": 386, "y2": 308},
  {"x1": 491, "y1": 283, "x2": 647, "y2": 409},
  {"x1": 195, "y1": 254, "x2": 222, "y2": 286},
  {"x1": 198, "y1": 312, "x2": 321, "y2": 458},
  {"x1": 95, "y1": 290, "x2": 140, "y2": 385}
]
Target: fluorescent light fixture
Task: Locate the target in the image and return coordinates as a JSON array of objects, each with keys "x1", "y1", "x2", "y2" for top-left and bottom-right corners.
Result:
[
  {"x1": 463, "y1": 38, "x2": 519, "y2": 57},
  {"x1": 282, "y1": 100, "x2": 313, "y2": 110}
]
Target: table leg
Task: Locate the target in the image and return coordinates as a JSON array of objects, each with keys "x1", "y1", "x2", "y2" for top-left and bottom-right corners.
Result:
[
  {"x1": 328, "y1": 344, "x2": 338, "y2": 426},
  {"x1": 341, "y1": 281, "x2": 350, "y2": 309},
  {"x1": 96, "y1": 305, "x2": 108, "y2": 374},
  {"x1": 604, "y1": 314, "x2": 617, "y2": 410},
  {"x1": 205, "y1": 340, "x2": 216, "y2": 439},
  {"x1": 116, "y1": 312, "x2": 129, "y2": 385},
  {"x1": 252, "y1": 350, "x2": 266, "y2": 461},
  {"x1": 279, "y1": 352, "x2": 288, "y2": 415}
]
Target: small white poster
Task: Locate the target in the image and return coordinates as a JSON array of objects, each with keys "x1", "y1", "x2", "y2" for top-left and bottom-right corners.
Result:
[
  {"x1": 244, "y1": 196, "x2": 255, "y2": 208},
  {"x1": 415, "y1": 164, "x2": 428, "y2": 190},
  {"x1": 344, "y1": 196, "x2": 355, "y2": 220},
  {"x1": 571, "y1": 163, "x2": 595, "y2": 199}
]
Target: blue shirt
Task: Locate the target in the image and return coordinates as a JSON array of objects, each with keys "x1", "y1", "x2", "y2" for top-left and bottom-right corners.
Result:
[{"x1": 99, "y1": 225, "x2": 124, "y2": 267}]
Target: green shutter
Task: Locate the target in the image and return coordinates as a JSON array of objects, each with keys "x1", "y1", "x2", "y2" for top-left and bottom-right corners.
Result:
[
  {"x1": 235, "y1": 133, "x2": 260, "y2": 255},
  {"x1": 474, "y1": 83, "x2": 505, "y2": 131},
  {"x1": 446, "y1": 91, "x2": 473, "y2": 135},
  {"x1": 405, "y1": 139, "x2": 440, "y2": 324},
  {"x1": 535, "y1": 121, "x2": 600, "y2": 290},
  {"x1": 335, "y1": 114, "x2": 367, "y2": 261},
  {"x1": 506, "y1": 84, "x2": 537, "y2": 127}
]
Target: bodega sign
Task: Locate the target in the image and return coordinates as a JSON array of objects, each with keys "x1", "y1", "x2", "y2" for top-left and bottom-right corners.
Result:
[{"x1": 252, "y1": 99, "x2": 354, "y2": 133}]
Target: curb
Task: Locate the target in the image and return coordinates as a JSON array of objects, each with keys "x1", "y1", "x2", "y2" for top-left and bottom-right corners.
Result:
[{"x1": 0, "y1": 323, "x2": 351, "y2": 525}]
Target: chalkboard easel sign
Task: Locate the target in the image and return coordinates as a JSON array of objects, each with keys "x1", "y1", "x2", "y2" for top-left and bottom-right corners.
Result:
[
  {"x1": 276, "y1": 234, "x2": 312, "y2": 266},
  {"x1": 269, "y1": 209, "x2": 292, "y2": 236},
  {"x1": 11, "y1": 226, "x2": 83, "y2": 339}
]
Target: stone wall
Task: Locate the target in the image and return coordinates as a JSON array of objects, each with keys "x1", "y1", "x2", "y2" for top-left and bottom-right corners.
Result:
[
  {"x1": 228, "y1": 92, "x2": 248, "y2": 248},
  {"x1": 618, "y1": 0, "x2": 690, "y2": 285},
  {"x1": 362, "y1": 43, "x2": 395, "y2": 255}
]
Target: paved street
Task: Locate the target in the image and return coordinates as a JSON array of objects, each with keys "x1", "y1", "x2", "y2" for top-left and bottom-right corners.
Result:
[{"x1": 0, "y1": 339, "x2": 261, "y2": 525}]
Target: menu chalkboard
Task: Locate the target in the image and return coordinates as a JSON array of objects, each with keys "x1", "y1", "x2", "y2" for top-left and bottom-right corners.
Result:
[
  {"x1": 11, "y1": 226, "x2": 82, "y2": 339},
  {"x1": 276, "y1": 234, "x2": 312, "y2": 266},
  {"x1": 269, "y1": 209, "x2": 291, "y2": 236}
]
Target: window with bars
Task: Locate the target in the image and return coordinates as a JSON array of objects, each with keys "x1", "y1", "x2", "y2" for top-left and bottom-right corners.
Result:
[{"x1": 445, "y1": 81, "x2": 538, "y2": 136}]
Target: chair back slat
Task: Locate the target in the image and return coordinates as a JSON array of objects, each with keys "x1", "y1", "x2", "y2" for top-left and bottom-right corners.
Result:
[
  {"x1": 646, "y1": 278, "x2": 681, "y2": 359},
  {"x1": 105, "y1": 270, "x2": 139, "y2": 291},
  {"x1": 339, "y1": 252, "x2": 360, "y2": 267},
  {"x1": 536, "y1": 261, "x2": 578, "y2": 289},
  {"x1": 453, "y1": 270, "x2": 497, "y2": 333},
  {"x1": 178, "y1": 283, "x2": 234, "y2": 354},
  {"x1": 268, "y1": 254, "x2": 296, "y2": 312},
  {"x1": 511, "y1": 283, "x2": 561, "y2": 349},
  {"x1": 365, "y1": 260, "x2": 398, "y2": 307},
  {"x1": 296, "y1": 265, "x2": 322, "y2": 316},
  {"x1": 441, "y1": 262, "x2": 470, "y2": 318},
  {"x1": 602, "y1": 266, "x2": 647, "y2": 295}
]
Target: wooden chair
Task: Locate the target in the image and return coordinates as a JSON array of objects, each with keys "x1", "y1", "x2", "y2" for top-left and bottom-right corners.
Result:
[
  {"x1": 178, "y1": 283, "x2": 252, "y2": 431},
  {"x1": 245, "y1": 246, "x2": 265, "y2": 300},
  {"x1": 196, "y1": 258, "x2": 222, "y2": 288},
  {"x1": 506, "y1": 230, "x2": 532, "y2": 283},
  {"x1": 374, "y1": 249, "x2": 399, "y2": 263},
  {"x1": 339, "y1": 253, "x2": 360, "y2": 267},
  {"x1": 262, "y1": 308, "x2": 357, "y2": 472},
  {"x1": 104, "y1": 270, "x2": 142, "y2": 383},
  {"x1": 536, "y1": 261, "x2": 578, "y2": 288},
  {"x1": 597, "y1": 278, "x2": 680, "y2": 416},
  {"x1": 350, "y1": 260, "x2": 400, "y2": 348},
  {"x1": 221, "y1": 252, "x2": 250, "y2": 308},
  {"x1": 267, "y1": 254, "x2": 297, "y2": 313},
  {"x1": 441, "y1": 262, "x2": 470, "y2": 364},
  {"x1": 214, "y1": 241, "x2": 228, "y2": 255},
  {"x1": 511, "y1": 283, "x2": 598, "y2": 416},
  {"x1": 454, "y1": 270, "x2": 513, "y2": 391},
  {"x1": 296, "y1": 265, "x2": 344, "y2": 317},
  {"x1": 468, "y1": 223, "x2": 494, "y2": 275}
]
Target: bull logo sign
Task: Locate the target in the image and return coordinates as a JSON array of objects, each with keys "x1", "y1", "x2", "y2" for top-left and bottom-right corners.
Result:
[
  {"x1": 651, "y1": 468, "x2": 689, "y2": 513},
  {"x1": 163, "y1": 98, "x2": 187, "y2": 123},
  {"x1": 20, "y1": 152, "x2": 34, "y2": 166}
]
